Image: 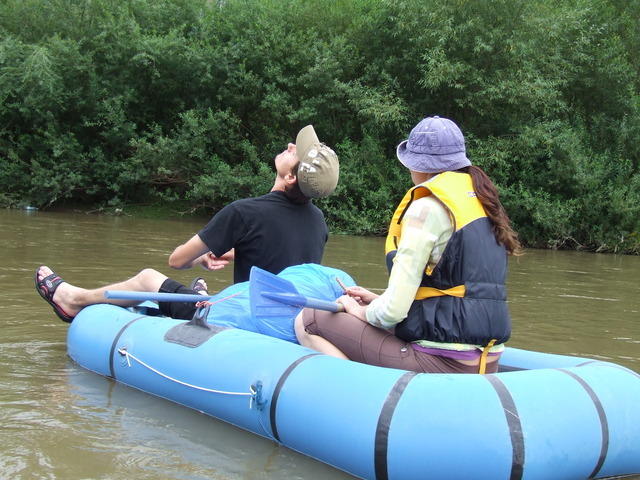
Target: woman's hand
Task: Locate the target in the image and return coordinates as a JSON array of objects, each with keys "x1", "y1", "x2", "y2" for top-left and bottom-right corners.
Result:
[
  {"x1": 344, "y1": 286, "x2": 379, "y2": 305},
  {"x1": 336, "y1": 295, "x2": 368, "y2": 322}
]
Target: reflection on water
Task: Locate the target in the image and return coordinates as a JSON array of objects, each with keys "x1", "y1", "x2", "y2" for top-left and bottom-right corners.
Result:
[{"x1": 1, "y1": 209, "x2": 638, "y2": 479}]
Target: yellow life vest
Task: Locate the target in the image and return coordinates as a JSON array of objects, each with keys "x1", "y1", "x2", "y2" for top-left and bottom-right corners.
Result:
[
  {"x1": 385, "y1": 171, "x2": 486, "y2": 293},
  {"x1": 384, "y1": 172, "x2": 511, "y2": 349}
]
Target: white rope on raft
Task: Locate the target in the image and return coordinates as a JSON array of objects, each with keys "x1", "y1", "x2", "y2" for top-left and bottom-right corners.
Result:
[{"x1": 117, "y1": 348, "x2": 253, "y2": 397}]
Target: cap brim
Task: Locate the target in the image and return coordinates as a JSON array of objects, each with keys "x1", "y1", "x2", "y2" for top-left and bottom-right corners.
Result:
[{"x1": 296, "y1": 125, "x2": 319, "y2": 156}]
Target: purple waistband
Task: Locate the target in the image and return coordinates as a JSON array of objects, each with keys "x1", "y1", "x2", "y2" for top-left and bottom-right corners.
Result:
[{"x1": 411, "y1": 343, "x2": 501, "y2": 360}]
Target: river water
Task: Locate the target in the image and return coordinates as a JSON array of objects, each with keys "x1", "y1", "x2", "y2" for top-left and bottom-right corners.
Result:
[{"x1": 1, "y1": 208, "x2": 638, "y2": 479}]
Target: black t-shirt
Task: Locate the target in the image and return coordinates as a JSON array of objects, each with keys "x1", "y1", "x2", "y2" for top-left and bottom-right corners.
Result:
[{"x1": 198, "y1": 191, "x2": 328, "y2": 283}]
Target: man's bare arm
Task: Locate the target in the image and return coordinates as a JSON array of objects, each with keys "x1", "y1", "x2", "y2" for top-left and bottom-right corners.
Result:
[{"x1": 167, "y1": 234, "x2": 233, "y2": 271}]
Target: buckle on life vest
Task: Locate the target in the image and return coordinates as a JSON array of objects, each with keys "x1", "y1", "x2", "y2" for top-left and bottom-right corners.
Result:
[{"x1": 415, "y1": 284, "x2": 466, "y2": 300}]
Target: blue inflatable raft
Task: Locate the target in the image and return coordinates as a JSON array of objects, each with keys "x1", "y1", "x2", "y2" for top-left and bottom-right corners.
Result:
[{"x1": 65, "y1": 266, "x2": 640, "y2": 480}]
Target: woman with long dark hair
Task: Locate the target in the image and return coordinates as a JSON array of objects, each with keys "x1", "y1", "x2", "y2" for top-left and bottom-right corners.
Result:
[{"x1": 295, "y1": 116, "x2": 521, "y2": 374}]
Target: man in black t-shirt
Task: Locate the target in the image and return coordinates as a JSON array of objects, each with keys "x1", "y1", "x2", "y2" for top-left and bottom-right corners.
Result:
[
  {"x1": 197, "y1": 190, "x2": 327, "y2": 283},
  {"x1": 35, "y1": 126, "x2": 339, "y2": 323}
]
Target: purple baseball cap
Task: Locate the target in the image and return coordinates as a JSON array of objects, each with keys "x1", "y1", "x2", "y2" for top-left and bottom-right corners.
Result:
[{"x1": 396, "y1": 116, "x2": 471, "y2": 173}]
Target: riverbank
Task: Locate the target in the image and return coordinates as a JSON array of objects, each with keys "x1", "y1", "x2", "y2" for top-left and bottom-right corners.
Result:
[
  {"x1": 12, "y1": 203, "x2": 640, "y2": 255},
  {"x1": 15, "y1": 202, "x2": 210, "y2": 221}
]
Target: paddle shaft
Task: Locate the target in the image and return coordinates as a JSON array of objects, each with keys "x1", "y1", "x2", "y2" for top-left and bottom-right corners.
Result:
[
  {"x1": 106, "y1": 289, "x2": 343, "y2": 311},
  {"x1": 105, "y1": 290, "x2": 211, "y2": 303},
  {"x1": 261, "y1": 292, "x2": 345, "y2": 313}
]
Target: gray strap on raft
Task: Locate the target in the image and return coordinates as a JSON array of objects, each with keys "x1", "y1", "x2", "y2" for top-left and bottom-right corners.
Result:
[{"x1": 164, "y1": 305, "x2": 226, "y2": 348}]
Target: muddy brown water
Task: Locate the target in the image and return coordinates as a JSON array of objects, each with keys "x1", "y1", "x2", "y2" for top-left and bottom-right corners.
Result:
[{"x1": 1, "y1": 209, "x2": 638, "y2": 479}]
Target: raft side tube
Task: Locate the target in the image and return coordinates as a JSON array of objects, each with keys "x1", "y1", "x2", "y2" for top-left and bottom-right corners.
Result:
[
  {"x1": 267, "y1": 355, "x2": 411, "y2": 480},
  {"x1": 499, "y1": 346, "x2": 608, "y2": 371},
  {"x1": 68, "y1": 305, "x2": 331, "y2": 441},
  {"x1": 569, "y1": 364, "x2": 640, "y2": 479},
  {"x1": 499, "y1": 368, "x2": 607, "y2": 479},
  {"x1": 387, "y1": 373, "x2": 515, "y2": 480},
  {"x1": 68, "y1": 304, "x2": 151, "y2": 377},
  {"x1": 66, "y1": 304, "x2": 640, "y2": 480}
]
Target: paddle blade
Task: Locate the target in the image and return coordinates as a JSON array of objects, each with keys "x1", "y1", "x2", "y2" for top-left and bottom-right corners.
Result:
[
  {"x1": 249, "y1": 267, "x2": 303, "y2": 322},
  {"x1": 249, "y1": 266, "x2": 344, "y2": 319}
]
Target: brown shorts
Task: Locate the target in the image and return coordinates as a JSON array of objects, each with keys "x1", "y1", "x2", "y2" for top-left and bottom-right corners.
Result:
[{"x1": 302, "y1": 309, "x2": 498, "y2": 374}]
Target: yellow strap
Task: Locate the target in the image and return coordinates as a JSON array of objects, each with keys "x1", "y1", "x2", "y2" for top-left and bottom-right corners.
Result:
[
  {"x1": 415, "y1": 285, "x2": 466, "y2": 300},
  {"x1": 478, "y1": 339, "x2": 497, "y2": 375}
]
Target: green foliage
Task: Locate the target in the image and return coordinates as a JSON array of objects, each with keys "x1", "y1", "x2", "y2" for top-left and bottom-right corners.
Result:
[
  {"x1": 319, "y1": 136, "x2": 407, "y2": 235},
  {"x1": 0, "y1": 0, "x2": 638, "y2": 253}
]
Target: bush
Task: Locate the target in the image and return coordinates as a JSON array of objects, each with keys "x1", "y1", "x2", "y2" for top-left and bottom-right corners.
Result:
[{"x1": 0, "y1": 0, "x2": 638, "y2": 253}]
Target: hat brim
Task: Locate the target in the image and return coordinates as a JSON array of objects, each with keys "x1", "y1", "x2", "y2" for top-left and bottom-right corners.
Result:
[
  {"x1": 396, "y1": 140, "x2": 471, "y2": 173},
  {"x1": 295, "y1": 125, "x2": 339, "y2": 198},
  {"x1": 296, "y1": 125, "x2": 320, "y2": 157}
]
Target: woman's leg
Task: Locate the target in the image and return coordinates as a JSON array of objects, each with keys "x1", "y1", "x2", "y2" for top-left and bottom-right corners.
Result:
[
  {"x1": 296, "y1": 308, "x2": 490, "y2": 374},
  {"x1": 296, "y1": 308, "x2": 425, "y2": 370},
  {"x1": 294, "y1": 311, "x2": 349, "y2": 359}
]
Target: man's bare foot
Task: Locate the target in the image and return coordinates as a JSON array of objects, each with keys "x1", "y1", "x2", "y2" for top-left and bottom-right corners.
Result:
[{"x1": 34, "y1": 266, "x2": 83, "y2": 322}]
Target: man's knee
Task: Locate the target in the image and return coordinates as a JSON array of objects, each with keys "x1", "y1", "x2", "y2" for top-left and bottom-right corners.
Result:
[
  {"x1": 137, "y1": 268, "x2": 159, "y2": 278},
  {"x1": 135, "y1": 268, "x2": 167, "y2": 290}
]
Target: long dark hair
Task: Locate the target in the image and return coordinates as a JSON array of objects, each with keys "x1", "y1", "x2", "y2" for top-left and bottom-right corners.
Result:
[{"x1": 458, "y1": 165, "x2": 522, "y2": 255}]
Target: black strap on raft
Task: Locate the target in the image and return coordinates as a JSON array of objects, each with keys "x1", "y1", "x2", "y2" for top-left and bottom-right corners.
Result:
[
  {"x1": 485, "y1": 375, "x2": 525, "y2": 480},
  {"x1": 164, "y1": 305, "x2": 226, "y2": 348},
  {"x1": 109, "y1": 315, "x2": 147, "y2": 378},
  {"x1": 557, "y1": 368, "x2": 610, "y2": 479},
  {"x1": 374, "y1": 371, "x2": 418, "y2": 480},
  {"x1": 269, "y1": 353, "x2": 321, "y2": 442}
]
